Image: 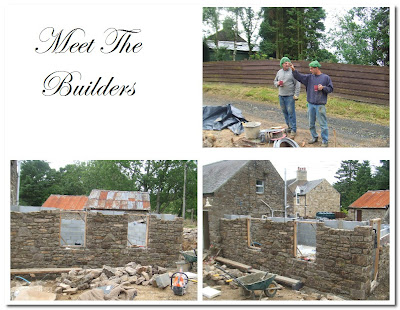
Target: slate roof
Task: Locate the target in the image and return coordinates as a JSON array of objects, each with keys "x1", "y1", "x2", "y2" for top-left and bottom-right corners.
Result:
[
  {"x1": 85, "y1": 189, "x2": 150, "y2": 211},
  {"x1": 203, "y1": 160, "x2": 249, "y2": 194},
  {"x1": 287, "y1": 178, "x2": 325, "y2": 196},
  {"x1": 42, "y1": 195, "x2": 88, "y2": 210},
  {"x1": 349, "y1": 190, "x2": 390, "y2": 209}
]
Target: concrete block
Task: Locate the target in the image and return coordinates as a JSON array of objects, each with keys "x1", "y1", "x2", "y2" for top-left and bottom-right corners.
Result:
[
  {"x1": 202, "y1": 287, "x2": 221, "y2": 299},
  {"x1": 155, "y1": 273, "x2": 170, "y2": 288}
]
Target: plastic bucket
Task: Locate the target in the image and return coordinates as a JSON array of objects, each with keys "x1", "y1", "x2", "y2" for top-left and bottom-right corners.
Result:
[{"x1": 243, "y1": 122, "x2": 261, "y2": 139}]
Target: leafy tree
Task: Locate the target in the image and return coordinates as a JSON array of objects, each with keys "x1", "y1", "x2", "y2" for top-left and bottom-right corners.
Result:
[
  {"x1": 19, "y1": 160, "x2": 59, "y2": 206},
  {"x1": 203, "y1": 7, "x2": 222, "y2": 48},
  {"x1": 354, "y1": 160, "x2": 374, "y2": 194},
  {"x1": 226, "y1": 7, "x2": 243, "y2": 61},
  {"x1": 240, "y1": 7, "x2": 260, "y2": 57},
  {"x1": 329, "y1": 7, "x2": 389, "y2": 66},
  {"x1": 333, "y1": 160, "x2": 361, "y2": 211},
  {"x1": 259, "y1": 7, "x2": 326, "y2": 60},
  {"x1": 373, "y1": 160, "x2": 389, "y2": 189},
  {"x1": 333, "y1": 160, "x2": 389, "y2": 211}
]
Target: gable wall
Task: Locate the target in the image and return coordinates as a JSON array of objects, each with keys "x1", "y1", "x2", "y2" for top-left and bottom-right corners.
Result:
[{"x1": 205, "y1": 161, "x2": 289, "y2": 246}]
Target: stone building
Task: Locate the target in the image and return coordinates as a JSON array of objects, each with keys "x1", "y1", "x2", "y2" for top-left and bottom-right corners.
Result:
[
  {"x1": 348, "y1": 190, "x2": 390, "y2": 223},
  {"x1": 287, "y1": 167, "x2": 340, "y2": 218},
  {"x1": 203, "y1": 160, "x2": 290, "y2": 249}
]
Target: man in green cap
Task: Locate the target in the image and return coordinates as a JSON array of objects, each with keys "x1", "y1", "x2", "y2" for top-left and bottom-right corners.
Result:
[
  {"x1": 274, "y1": 57, "x2": 300, "y2": 139},
  {"x1": 289, "y1": 60, "x2": 333, "y2": 147}
]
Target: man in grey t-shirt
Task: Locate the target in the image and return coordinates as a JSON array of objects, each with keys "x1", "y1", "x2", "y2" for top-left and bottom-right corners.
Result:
[{"x1": 274, "y1": 57, "x2": 301, "y2": 139}]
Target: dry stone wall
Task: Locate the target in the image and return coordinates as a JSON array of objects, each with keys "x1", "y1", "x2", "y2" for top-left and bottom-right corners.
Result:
[
  {"x1": 11, "y1": 210, "x2": 183, "y2": 269},
  {"x1": 219, "y1": 218, "x2": 387, "y2": 300}
]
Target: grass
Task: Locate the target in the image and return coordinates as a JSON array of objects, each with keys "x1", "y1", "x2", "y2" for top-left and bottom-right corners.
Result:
[{"x1": 203, "y1": 83, "x2": 390, "y2": 126}]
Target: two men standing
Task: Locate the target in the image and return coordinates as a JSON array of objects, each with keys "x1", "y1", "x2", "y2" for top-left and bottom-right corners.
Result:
[{"x1": 275, "y1": 57, "x2": 334, "y2": 147}]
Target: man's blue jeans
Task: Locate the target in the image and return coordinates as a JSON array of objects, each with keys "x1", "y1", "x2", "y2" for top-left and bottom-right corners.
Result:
[
  {"x1": 308, "y1": 103, "x2": 328, "y2": 143},
  {"x1": 279, "y1": 95, "x2": 296, "y2": 132}
]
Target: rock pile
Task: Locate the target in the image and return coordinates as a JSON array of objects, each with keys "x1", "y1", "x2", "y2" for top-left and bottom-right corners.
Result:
[
  {"x1": 182, "y1": 228, "x2": 197, "y2": 251},
  {"x1": 55, "y1": 262, "x2": 170, "y2": 300},
  {"x1": 203, "y1": 264, "x2": 244, "y2": 289}
]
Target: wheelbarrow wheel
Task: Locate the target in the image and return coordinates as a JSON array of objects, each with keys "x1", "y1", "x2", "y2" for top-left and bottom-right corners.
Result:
[{"x1": 264, "y1": 280, "x2": 278, "y2": 297}]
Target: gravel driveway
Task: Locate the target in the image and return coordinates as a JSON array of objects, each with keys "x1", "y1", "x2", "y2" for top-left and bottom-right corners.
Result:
[{"x1": 203, "y1": 94, "x2": 390, "y2": 148}]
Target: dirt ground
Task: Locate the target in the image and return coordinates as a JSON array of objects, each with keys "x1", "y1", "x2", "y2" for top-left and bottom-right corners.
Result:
[
  {"x1": 202, "y1": 280, "x2": 390, "y2": 302},
  {"x1": 10, "y1": 271, "x2": 197, "y2": 302},
  {"x1": 203, "y1": 93, "x2": 390, "y2": 148}
]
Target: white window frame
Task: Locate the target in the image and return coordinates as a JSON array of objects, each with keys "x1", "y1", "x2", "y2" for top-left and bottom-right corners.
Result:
[{"x1": 256, "y1": 180, "x2": 264, "y2": 194}]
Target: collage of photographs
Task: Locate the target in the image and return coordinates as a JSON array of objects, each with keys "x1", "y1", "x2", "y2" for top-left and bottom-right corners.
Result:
[{"x1": 4, "y1": 4, "x2": 395, "y2": 308}]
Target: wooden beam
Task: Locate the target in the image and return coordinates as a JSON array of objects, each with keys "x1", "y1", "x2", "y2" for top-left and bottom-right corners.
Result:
[
  {"x1": 11, "y1": 268, "x2": 83, "y2": 275},
  {"x1": 215, "y1": 257, "x2": 252, "y2": 272},
  {"x1": 247, "y1": 218, "x2": 251, "y2": 247},
  {"x1": 250, "y1": 269, "x2": 303, "y2": 290},
  {"x1": 293, "y1": 221, "x2": 298, "y2": 258}
]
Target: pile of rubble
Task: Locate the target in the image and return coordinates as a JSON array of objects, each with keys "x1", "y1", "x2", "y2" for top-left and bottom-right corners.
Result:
[
  {"x1": 55, "y1": 262, "x2": 170, "y2": 300},
  {"x1": 182, "y1": 228, "x2": 197, "y2": 251},
  {"x1": 203, "y1": 264, "x2": 244, "y2": 289}
]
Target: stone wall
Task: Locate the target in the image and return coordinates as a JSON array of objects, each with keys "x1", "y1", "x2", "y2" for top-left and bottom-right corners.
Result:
[
  {"x1": 220, "y1": 217, "x2": 387, "y2": 300},
  {"x1": 348, "y1": 208, "x2": 387, "y2": 223},
  {"x1": 205, "y1": 161, "x2": 290, "y2": 247},
  {"x1": 11, "y1": 210, "x2": 183, "y2": 269}
]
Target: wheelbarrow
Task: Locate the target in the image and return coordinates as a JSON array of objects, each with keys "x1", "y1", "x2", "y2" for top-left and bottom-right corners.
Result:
[
  {"x1": 179, "y1": 250, "x2": 197, "y2": 270},
  {"x1": 215, "y1": 265, "x2": 281, "y2": 299}
]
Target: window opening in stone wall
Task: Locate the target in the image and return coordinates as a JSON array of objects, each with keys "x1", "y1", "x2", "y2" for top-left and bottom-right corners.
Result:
[
  {"x1": 127, "y1": 214, "x2": 149, "y2": 248},
  {"x1": 60, "y1": 211, "x2": 86, "y2": 247},
  {"x1": 256, "y1": 180, "x2": 264, "y2": 194},
  {"x1": 294, "y1": 220, "x2": 317, "y2": 261},
  {"x1": 246, "y1": 218, "x2": 261, "y2": 250}
]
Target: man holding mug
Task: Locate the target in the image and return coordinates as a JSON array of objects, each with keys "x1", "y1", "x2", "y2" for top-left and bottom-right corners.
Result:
[
  {"x1": 289, "y1": 60, "x2": 333, "y2": 147},
  {"x1": 274, "y1": 57, "x2": 300, "y2": 139}
]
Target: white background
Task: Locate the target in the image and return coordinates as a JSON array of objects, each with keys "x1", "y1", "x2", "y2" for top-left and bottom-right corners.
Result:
[{"x1": 1, "y1": 0, "x2": 396, "y2": 307}]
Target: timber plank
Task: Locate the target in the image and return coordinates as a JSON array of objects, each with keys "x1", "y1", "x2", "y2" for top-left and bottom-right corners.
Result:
[
  {"x1": 11, "y1": 268, "x2": 82, "y2": 275},
  {"x1": 215, "y1": 257, "x2": 252, "y2": 272}
]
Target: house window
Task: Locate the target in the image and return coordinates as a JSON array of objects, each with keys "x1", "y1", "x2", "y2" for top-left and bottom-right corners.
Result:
[
  {"x1": 296, "y1": 194, "x2": 300, "y2": 205},
  {"x1": 256, "y1": 180, "x2": 264, "y2": 194},
  {"x1": 127, "y1": 214, "x2": 149, "y2": 248},
  {"x1": 60, "y1": 211, "x2": 86, "y2": 247}
]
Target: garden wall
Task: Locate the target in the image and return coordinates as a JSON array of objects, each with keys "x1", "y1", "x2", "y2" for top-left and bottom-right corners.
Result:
[
  {"x1": 10, "y1": 210, "x2": 183, "y2": 269},
  {"x1": 219, "y1": 217, "x2": 389, "y2": 299}
]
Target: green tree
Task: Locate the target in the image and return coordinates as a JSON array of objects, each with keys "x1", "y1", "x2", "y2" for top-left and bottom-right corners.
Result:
[
  {"x1": 333, "y1": 160, "x2": 360, "y2": 211},
  {"x1": 19, "y1": 160, "x2": 59, "y2": 205},
  {"x1": 354, "y1": 161, "x2": 374, "y2": 194},
  {"x1": 259, "y1": 7, "x2": 326, "y2": 60},
  {"x1": 226, "y1": 7, "x2": 243, "y2": 61},
  {"x1": 329, "y1": 7, "x2": 389, "y2": 66},
  {"x1": 240, "y1": 7, "x2": 259, "y2": 57},
  {"x1": 203, "y1": 7, "x2": 222, "y2": 49},
  {"x1": 373, "y1": 160, "x2": 389, "y2": 189}
]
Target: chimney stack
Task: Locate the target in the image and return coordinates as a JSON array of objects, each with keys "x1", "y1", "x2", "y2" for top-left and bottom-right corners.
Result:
[{"x1": 297, "y1": 167, "x2": 307, "y2": 181}]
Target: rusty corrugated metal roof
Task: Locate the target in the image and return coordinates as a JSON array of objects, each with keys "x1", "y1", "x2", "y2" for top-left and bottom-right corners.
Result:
[
  {"x1": 349, "y1": 190, "x2": 390, "y2": 209},
  {"x1": 85, "y1": 189, "x2": 150, "y2": 210},
  {"x1": 42, "y1": 195, "x2": 88, "y2": 210}
]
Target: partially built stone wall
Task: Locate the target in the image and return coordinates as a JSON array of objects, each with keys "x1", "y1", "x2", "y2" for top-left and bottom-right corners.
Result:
[
  {"x1": 220, "y1": 218, "x2": 386, "y2": 300},
  {"x1": 11, "y1": 210, "x2": 183, "y2": 269}
]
